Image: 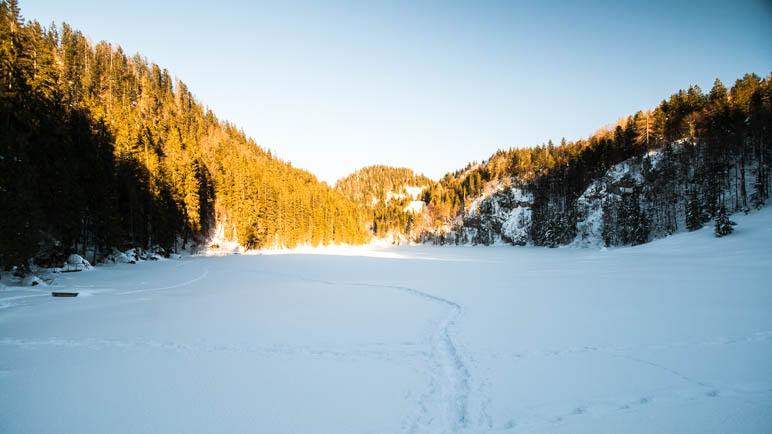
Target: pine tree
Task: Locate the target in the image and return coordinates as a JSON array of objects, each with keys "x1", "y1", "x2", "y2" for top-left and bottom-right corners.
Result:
[
  {"x1": 685, "y1": 191, "x2": 703, "y2": 231},
  {"x1": 634, "y1": 110, "x2": 654, "y2": 150},
  {"x1": 601, "y1": 195, "x2": 619, "y2": 247},
  {"x1": 750, "y1": 168, "x2": 766, "y2": 209},
  {"x1": 714, "y1": 205, "x2": 734, "y2": 237},
  {"x1": 619, "y1": 190, "x2": 649, "y2": 245},
  {"x1": 709, "y1": 78, "x2": 728, "y2": 106}
]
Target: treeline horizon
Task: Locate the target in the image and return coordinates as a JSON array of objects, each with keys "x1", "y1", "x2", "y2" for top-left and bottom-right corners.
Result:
[{"x1": 1, "y1": 0, "x2": 770, "y2": 271}]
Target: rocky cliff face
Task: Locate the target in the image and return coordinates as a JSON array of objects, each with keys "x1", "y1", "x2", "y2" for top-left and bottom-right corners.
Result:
[{"x1": 424, "y1": 142, "x2": 760, "y2": 248}]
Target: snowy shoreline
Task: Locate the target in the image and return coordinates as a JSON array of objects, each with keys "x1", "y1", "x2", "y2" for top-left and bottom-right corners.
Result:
[{"x1": 3, "y1": 204, "x2": 769, "y2": 293}]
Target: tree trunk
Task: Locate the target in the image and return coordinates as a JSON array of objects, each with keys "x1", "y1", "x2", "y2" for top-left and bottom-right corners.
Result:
[{"x1": 740, "y1": 152, "x2": 747, "y2": 208}]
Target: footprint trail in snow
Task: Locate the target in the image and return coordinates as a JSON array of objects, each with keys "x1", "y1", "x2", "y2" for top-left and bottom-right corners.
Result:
[{"x1": 270, "y1": 271, "x2": 476, "y2": 434}]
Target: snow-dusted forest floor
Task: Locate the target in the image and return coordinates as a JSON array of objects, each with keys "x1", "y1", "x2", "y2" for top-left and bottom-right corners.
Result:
[{"x1": 1, "y1": 208, "x2": 771, "y2": 434}]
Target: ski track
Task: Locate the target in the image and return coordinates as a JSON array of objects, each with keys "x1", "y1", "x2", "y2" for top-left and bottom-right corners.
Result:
[
  {"x1": 350, "y1": 282, "x2": 471, "y2": 433},
  {"x1": 0, "y1": 260, "x2": 206, "y2": 311},
  {"x1": 269, "y1": 270, "x2": 772, "y2": 433},
  {"x1": 262, "y1": 269, "x2": 475, "y2": 433},
  {"x1": 0, "y1": 293, "x2": 49, "y2": 310},
  {"x1": 0, "y1": 337, "x2": 428, "y2": 361},
  {"x1": 120, "y1": 267, "x2": 210, "y2": 295},
  {"x1": 480, "y1": 329, "x2": 772, "y2": 362}
]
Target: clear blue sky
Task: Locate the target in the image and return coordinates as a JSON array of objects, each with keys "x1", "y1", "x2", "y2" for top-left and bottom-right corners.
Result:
[{"x1": 22, "y1": 0, "x2": 772, "y2": 184}]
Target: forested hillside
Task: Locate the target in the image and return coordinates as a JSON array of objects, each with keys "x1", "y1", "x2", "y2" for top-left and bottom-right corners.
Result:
[
  {"x1": 418, "y1": 74, "x2": 771, "y2": 246},
  {"x1": 0, "y1": 0, "x2": 367, "y2": 269},
  {"x1": 1, "y1": 0, "x2": 769, "y2": 269},
  {"x1": 335, "y1": 166, "x2": 431, "y2": 238}
]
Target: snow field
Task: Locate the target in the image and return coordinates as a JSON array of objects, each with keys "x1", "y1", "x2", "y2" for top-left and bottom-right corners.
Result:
[{"x1": 1, "y1": 207, "x2": 770, "y2": 433}]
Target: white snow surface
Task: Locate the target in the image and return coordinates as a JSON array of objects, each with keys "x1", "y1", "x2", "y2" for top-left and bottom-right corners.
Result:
[
  {"x1": 404, "y1": 200, "x2": 426, "y2": 213},
  {"x1": 405, "y1": 185, "x2": 425, "y2": 200},
  {"x1": 1, "y1": 208, "x2": 771, "y2": 433},
  {"x1": 385, "y1": 190, "x2": 407, "y2": 201},
  {"x1": 384, "y1": 185, "x2": 425, "y2": 203}
]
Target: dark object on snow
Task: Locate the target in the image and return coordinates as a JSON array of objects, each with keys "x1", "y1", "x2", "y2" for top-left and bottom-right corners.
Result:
[
  {"x1": 51, "y1": 291, "x2": 79, "y2": 297},
  {"x1": 60, "y1": 268, "x2": 82, "y2": 273}
]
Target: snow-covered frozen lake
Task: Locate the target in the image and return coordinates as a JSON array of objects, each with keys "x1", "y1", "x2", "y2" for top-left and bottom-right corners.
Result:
[{"x1": 2, "y1": 209, "x2": 771, "y2": 434}]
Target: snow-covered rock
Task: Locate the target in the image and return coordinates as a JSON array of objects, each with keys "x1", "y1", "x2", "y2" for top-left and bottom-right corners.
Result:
[
  {"x1": 500, "y1": 200, "x2": 532, "y2": 245},
  {"x1": 65, "y1": 254, "x2": 93, "y2": 271},
  {"x1": 21, "y1": 275, "x2": 47, "y2": 287},
  {"x1": 105, "y1": 249, "x2": 135, "y2": 264},
  {"x1": 572, "y1": 147, "x2": 675, "y2": 247},
  {"x1": 449, "y1": 186, "x2": 533, "y2": 245},
  {"x1": 572, "y1": 180, "x2": 607, "y2": 248}
]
